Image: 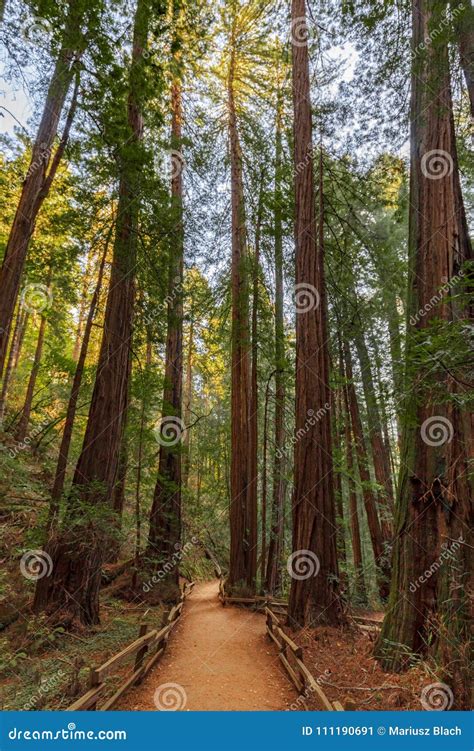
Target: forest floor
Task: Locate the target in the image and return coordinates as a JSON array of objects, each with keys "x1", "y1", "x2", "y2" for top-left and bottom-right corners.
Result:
[
  {"x1": 119, "y1": 580, "x2": 297, "y2": 711},
  {"x1": 119, "y1": 581, "x2": 430, "y2": 712}
]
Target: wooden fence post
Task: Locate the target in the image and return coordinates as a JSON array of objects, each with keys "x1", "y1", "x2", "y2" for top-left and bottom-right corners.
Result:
[
  {"x1": 88, "y1": 667, "x2": 100, "y2": 711},
  {"x1": 133, "y1": 624, "x2": 149, "y2": 686}
]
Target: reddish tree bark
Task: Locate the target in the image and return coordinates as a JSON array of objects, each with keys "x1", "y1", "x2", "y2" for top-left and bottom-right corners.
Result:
[
  {"x1": 376, "y1": 0, "x2": 472, "y2": 708},
  {"x1": 147, "y1": 12, "x2": 184, "y2": 598},
  {"x1": 353, "y1": 327, "x2": 394, "y2": 537},
  {"x1": 0, "y1": 306, "x2": 26, "y2": 423},
  {"x1": 47, "y1": 240, "x2": 109, "y2": 528},
  {"x1": 0, "y1": 3, "x2": 84, "y2": 378},
  {"x1": 33, "y1": 0, "x2": 150, "y2": 625},
  {"x1": 341, "y1": 353, "x2": 367, "y2": 604},
  {"x1": 248, "y1": 174, "x2": 263, "y2": 588},
  {"x1": 266, "y1": 86, "x2": 287, "y2": 595},
  {"x1": 227, "y1": 14, "x2": 254, "y2": 592},
  {"x1": 343, "y1": 342, "x2": 390, "y2": 601},
  {"x1": 15, "y1": 309, "x2": 47, "y2": 443},
  {"x1": 288, "y1": 0, "x2": 341, "y2": 626},
  {"x1": 182, "y1": 316, "x2": 193, "y2": 488},
  {"x1": 451, "y1": 0, "x2": 474, "y2": 115}
]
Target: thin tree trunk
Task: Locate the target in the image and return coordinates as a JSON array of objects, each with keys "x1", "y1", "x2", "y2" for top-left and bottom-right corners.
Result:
[
  {"x1": 0, "y1": 5, "x2": 84, "y2": 377},
  {"x1": 451, "y1": 0, "x2": 474, "y2": 116},
  {"x1": 15, "y1": 311, "x2": 47, "y2": 443},
  {"x1": 376, "y1": 0, "x2": 473, "y2": 709},
  {"x1": 72, "y1": 242, "x2": 96, "y2": 362},
  {"x1": 334, "y1": 376, "x2": 347, "y2": 574},
  {"x1": 13, "y1": 311, "x2": 29, "y2": 371},
  {"x1": 341, "y1": 351, "x2": 367, "y2": 604},
  {"x1": 288, "y1": 0, "x2": 341, "y2": 627},
  {"x1": 33, "y1": 0, "x2": 150, "y2": 626},
  {"x1": 147, "y1": 17, "x2": 184, "y2": 598},
  {"x1": 353, "y1": 327, "x2": 394, "y2": 536},
  {"x1": 227, "y1": 15, "x2": 253, "y2": 592},
  {"x1": 248, "y1": 174, "x2": 263, "y2": 590},
  {"x1": 260, "y1": 373, "x2": 271, "y2": 589},
  {"x1": 0, "y1": 306, "x2": 25, "y2": 423},
  {"x1": 266, "y1": 85, "x2": 287, "y2": 596},
  {"x1": 182, "y1": 317, "x2": 193, "y2": 488},
  {"x1": 343, "y1": 342, "x2": 390, "y2": 601},
  {"x1": 47, "y1": 239, "x2": 109, "y2": 528}
]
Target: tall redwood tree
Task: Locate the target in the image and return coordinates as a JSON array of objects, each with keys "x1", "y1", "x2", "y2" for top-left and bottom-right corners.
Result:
[
  {"x1": 287, "y1": 0, "x2": 341, "y2": 627},
  {"x1": 0, "y1": 1, "x2": 88, "y2": 378},
  {"x1": 375, "y1": 0, "x2": 473, "y2": 709},
  {"x1": 34, "y1": 0, "x2": 152, "y2": 625}
]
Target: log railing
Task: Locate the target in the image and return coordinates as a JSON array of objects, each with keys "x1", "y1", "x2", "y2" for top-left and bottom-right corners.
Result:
[
  {"x1": 265, "y1": 607, "x2": 344, "y2": 711},
  {"x1": 66, "y1": 581, "x2": 195, "y2": 711}
]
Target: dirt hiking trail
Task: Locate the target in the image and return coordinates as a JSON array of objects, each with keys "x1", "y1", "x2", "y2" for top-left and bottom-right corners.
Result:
[{"x1": 119, "y1": 580, "x2": 296, "y2": 711}]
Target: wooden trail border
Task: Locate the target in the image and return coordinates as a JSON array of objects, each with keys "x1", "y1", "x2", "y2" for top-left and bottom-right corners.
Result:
[
  {"x1": 218, "y1": 575, "x2": 287, "y2": 614},
  {"x1": 217, "y1": 574, "x2": 343, "y2": 711},
  {"x1": 264, "y1": 607, "x2": 344, "y2": 712},
  {"x1": 66, "y1": 581, "x2": 195, "y2": 711}
]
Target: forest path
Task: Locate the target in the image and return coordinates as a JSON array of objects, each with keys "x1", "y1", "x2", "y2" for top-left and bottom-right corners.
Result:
[{"x1": 119, "y1": 580, "x2": 296, "y2": 711}]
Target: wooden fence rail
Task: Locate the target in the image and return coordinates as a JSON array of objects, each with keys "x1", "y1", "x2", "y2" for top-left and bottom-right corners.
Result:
[
  {"x1": 67, "y1": 581, "x2": 195, "y2": 711},
  {"x1": 264, "y1": 607, "x2": 343, "y2": 711},
  {"x1": 217, "y1": 576, "x2": 343, "y2": 711}
]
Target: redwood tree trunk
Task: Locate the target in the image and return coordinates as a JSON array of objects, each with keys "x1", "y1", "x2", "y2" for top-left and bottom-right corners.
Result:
[
  {"x1": 47, "y1": 240, "x2": 108, "y2": 528},
  {"x1": 33, "y1": 0, "x2": 150, "y2": 626},
  {"x1": 182, "y1": 317, "x2": 193, "y2": 488},
  {"x1": 266, "y1": 92, "x2": 287, "y2": 595},
  {"x1": 344, "y1": 342, "x2": 390, "y2": 600},
  {"x1": 376, "y1": 0, "x2": 473, "y2": 709},
  {"x1": 227, "y1": 20, "x2": 254, "y2": 591},
  {"x1": 15, "y1": 311, "x2": 47, "y2": 443},
  {"x1": 341, "y1": 353, "x2": 367, "y2": 604},
  {"x1": 147, "y1": 39, "x2": 184, "y2": 599},
  {"x1": 452, "y1": 0, "x2": 474, "y2": 116},
  {"x1": 0, "y1": 2, "x2": 84, "y2": 378},
  {"x1": 288, "y1": 0, "x2": 341, "y2": 627},
  {"x1": 248, "y1": 175, "x2": 263, "y2": 589},
  {"x1": 353, "y1": 327, "x2": 394, "y2": 536},
  {"x1": 0, "y1": 306, "x2": 26, "y2": 423}
]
